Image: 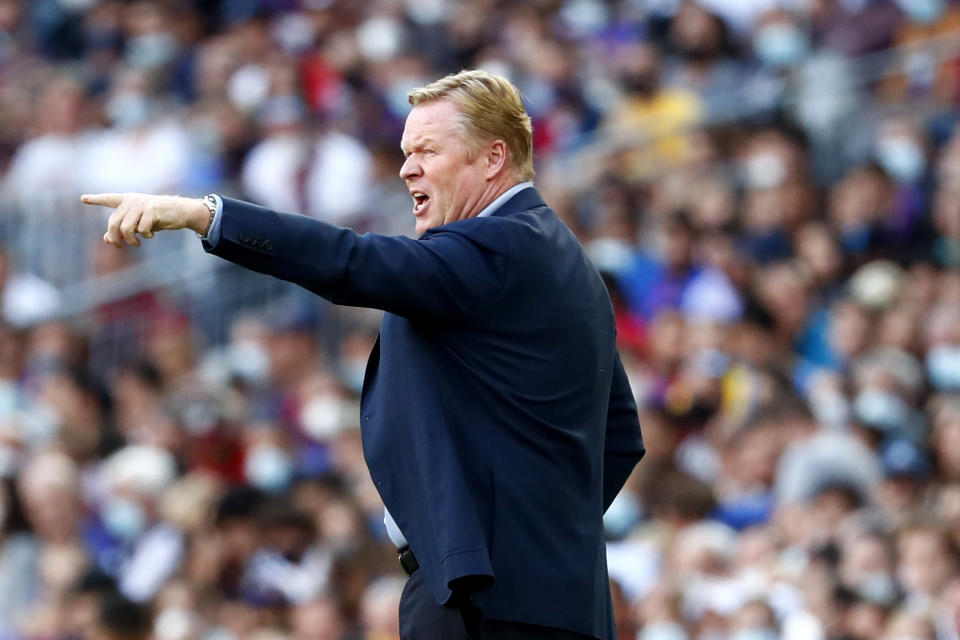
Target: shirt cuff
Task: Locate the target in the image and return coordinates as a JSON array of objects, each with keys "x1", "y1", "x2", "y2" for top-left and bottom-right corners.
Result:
[{"x1": 200, "y1": 194, "x2": 224, "y2": 250}]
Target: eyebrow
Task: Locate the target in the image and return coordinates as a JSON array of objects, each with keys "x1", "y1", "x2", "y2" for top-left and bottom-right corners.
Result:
[{"x1": 401, "y1": 137, "x2": 438, "y2": 156}]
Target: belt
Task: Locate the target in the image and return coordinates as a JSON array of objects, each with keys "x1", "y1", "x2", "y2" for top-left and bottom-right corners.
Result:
[{"x1": 398, "y1": 546, "x2": 419, "y2": 576}]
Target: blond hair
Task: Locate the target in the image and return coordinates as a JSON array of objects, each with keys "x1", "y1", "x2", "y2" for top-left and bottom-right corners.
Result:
[{"x1": 408, "y1": 69, "x2": 534, "y2": 181}]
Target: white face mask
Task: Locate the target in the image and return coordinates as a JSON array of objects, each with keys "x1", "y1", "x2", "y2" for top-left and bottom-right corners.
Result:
[
  {"x1": 106, "y1": 92, "x2": 151, "y2": 129},
  {"x1": 809, "y1": 386, "x2": 851, "y2": 429},
  {"x1": 228, "y1": 340, "x2": 270, "y2": 384},
  {"x1": 853, "y1": 387, "x2": 909, "y2": 431},
  {"x1": 876, "y1": 136, "x2": 926, "y2": 183},
  {"x1": 102, "y1": 497, "x2": 146, "y2": 542},
  {"x1": 639, "y1": 621, "x2": 688, "y2": 640},
  {"x1": 586, "y1": 238, "x2": 635, "y2": 274},
  {"x1": 895, "y1": 0, "x2": 945, "y2": 24},
  {"x1": 926, "y1": 344, "x2": 960, "y2": 390},
  {"x1": 244, "y1": 446, "x2": 293, "y2": 493},
  {"x1": 125, "y1": 32, "x2": 178, "y2": 69},
  {"x1": 856, "y1": 571, "x2": 897, "y2": 604},
  {"x1": 153, "y1": 607, "x2": 195, "y2": 640},
  {"x1": 57, "y1": 0, "x2": 98, "y2": 9},
  {"x1": 753, "y1": 22, "x2": 809, "y2": 68},
  {"x1": 742, "y1": 151, "x2": 787, "y2": 189},
  {"x1": 300, "y1": 395, "x2": 347, "y2": 441},
  {"x1": 730, "y1": 630, "x2": 778, "y2": 640}
]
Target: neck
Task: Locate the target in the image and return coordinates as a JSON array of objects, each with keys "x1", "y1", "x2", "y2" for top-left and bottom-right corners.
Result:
[{"x1": 471, "y1": 174, "x2": 521, "y2": 217}]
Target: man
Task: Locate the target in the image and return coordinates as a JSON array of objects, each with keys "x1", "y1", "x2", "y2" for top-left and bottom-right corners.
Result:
[{"x1": 82, "y1": 70, "x2": 644, "y2": 640}]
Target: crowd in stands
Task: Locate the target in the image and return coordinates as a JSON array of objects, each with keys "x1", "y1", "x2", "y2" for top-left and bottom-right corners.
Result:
[{"x1": 1, "y1": 0, "x2": 960, "y2": 638}]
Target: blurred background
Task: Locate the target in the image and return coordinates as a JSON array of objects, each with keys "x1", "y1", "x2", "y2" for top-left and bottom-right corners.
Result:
[{"x1": 0, "y1": 0, "x2": 959, "y2": 638}]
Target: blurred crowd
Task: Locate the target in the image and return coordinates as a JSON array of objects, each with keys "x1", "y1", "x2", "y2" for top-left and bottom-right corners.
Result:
[{"x1": 1, "y1": 0, "x2": 960, "y2": 639}]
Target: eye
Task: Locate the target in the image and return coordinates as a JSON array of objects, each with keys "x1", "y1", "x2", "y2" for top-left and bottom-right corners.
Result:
[{"x1": 425, "y1": 149, "x2": 437, "y2": 156}]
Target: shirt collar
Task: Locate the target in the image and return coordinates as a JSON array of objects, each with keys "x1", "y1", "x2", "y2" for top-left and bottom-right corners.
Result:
[{"x1": 476, "y1": 181, "x2": 535, "y2": 218}]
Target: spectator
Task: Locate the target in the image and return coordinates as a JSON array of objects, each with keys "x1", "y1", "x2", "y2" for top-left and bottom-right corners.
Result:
[{"x1": 4, "y1": 1, "x2": 960, "y2": 637}]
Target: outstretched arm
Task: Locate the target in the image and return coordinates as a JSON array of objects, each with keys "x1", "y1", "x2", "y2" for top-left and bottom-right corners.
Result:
[{"x1": 82, "y1": 193, "x2": 507, "y2": 323}]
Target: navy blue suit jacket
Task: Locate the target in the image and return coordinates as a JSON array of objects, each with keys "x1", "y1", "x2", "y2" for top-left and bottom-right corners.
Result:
[{"x1": 204, "y1": 187, "x2": 644, "y2": 639}]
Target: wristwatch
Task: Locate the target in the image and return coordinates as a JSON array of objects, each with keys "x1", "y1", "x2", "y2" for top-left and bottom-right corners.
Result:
[{"x1": 198, "y1": 194, "x2": 218, "y2": 238}]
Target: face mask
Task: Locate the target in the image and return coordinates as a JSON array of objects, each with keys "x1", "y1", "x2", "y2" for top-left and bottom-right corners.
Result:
[
  {"x1": 405, "y1": 0, "x2": 449, "y2": 25},
  {"x1": 271, "y1": 12, "x2": 316, "y2": 55},
  {"x1": 587, "y1": 238, "x2": 635, "y2": 274},
  {"x1": 742, "y1": 151, "x2": 786, "y2": 189},
  {"x1": 106, "y1": 92, "x2": 151, "y2": 129},
  {"x1": 560, "y1": 0, "x2": 609, "y2": 36},
  {"x1": 603, "y1": 490, "x2": 641, "y2": 539},
  {"x1": 356, "y1": 16, "x2": 402, "y2": 62},
  {"x1": 754, "y1": 22, "x2": 809, "y2": 68},
  {"x1": 102, "y1": 497, "x2": 146, "y2": 542},
  {"x1": 244, "y1": 446, "x2": 293, "y2": 493},
  {"x1": 154, "y1": 607, "x2": 194, "y2": 640},
  {"x1": 856, "y1": 571, "x2": 898, "y2": 604},
  {"x1": 301, "y1": 395, "x2": 346, "y2": 441},
  {"x1": 876, "y1": 136, "x2": 925, "y2": 183},
  {"x1": 809, "y1": 387, "x2": 850, "y2": 429},
  {"x1": 895, "y1": 0, "x2": 945, "y2": 24},
  {"x1": 58, "y1": 0, "x2": 98, "y2": 9},
  {"x1": 126, "y1": 32, "x2": 178, "y2": 69},
  {"x1": 853, "y1": 388, "x2": 910, "y2": 432},
  {"x1": 228, "y1": 340, "x2": 270, "y2": 384},
  {"x1": 199, "y1": 628, "x2": 237, "y2": 640},
  {"x1": 926, "y1": 344, "x2": 960, "y2": 390},
  {"x1": 639, "y1": 621, "x2": 688, "y2": 640},
  {"x1": 730, "y1": 629, "x2": 778, "y2": 640}
]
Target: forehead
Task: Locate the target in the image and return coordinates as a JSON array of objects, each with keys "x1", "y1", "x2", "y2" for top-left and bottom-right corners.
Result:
[{"x1": 401, "y1": 99, "x2": 461, "y2": 149}]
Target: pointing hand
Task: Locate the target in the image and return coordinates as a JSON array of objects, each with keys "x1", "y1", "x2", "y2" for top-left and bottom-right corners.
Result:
[{"x1": 81, "y1": 192, "x2": 211, "y2": 247}]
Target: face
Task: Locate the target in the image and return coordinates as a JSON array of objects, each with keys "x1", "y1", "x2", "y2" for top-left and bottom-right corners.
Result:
[{"x1": 400, "y1": 100, "x2": 491, "y2": 235}]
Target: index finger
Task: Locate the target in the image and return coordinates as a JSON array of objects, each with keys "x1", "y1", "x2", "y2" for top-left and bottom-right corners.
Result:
[{"x1": 81, "y1": 193, "x2": 124, "y2": 208}]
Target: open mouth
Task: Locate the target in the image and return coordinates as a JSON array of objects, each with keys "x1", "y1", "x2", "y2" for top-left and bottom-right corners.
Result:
[{"x1": 412, "y1": 191, "x2": 430, "y2": 216}]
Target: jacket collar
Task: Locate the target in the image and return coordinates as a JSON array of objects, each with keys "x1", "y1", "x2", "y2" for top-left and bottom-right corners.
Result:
[{"x1": 488, "y1": 186, "x2": 546, "y2": 218}]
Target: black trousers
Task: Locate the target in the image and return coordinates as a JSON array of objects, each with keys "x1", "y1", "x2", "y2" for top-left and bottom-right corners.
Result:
[{"x1": 398, "y1": 569, "x2": 597, "y2": 640}]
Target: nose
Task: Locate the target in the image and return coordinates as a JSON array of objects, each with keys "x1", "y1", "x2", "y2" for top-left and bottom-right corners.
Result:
[{"x1": 399, "y1": 155, "x2": 421, "y2": 181}]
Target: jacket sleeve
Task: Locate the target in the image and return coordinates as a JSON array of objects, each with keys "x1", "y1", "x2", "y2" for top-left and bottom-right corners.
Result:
[
  {"x1": 203, "y1": 197, "x2": 508, "y2": 322},
  {"x1": 603, "y1": 350, "x2": 644, "y2": 512}
]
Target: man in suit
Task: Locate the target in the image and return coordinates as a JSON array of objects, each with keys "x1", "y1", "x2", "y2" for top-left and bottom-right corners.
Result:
[{"x1": 83, "y1": 70, "x2": 644, "y2": 640}]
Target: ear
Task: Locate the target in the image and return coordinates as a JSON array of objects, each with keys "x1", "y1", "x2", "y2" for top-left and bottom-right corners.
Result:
[{"x1": 485, "y1": 140, "x2": 509, "y2": 180}]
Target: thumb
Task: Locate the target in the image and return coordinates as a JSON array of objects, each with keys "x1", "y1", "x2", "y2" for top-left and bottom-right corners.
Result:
[{"x1": 81, "y1": 193, "x2": 124, "y2": 208}]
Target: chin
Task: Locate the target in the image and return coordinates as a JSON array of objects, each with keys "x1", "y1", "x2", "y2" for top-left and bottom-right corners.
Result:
[{"x1": 415, "y1": 218, "x2": 439, "y2": 234}]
